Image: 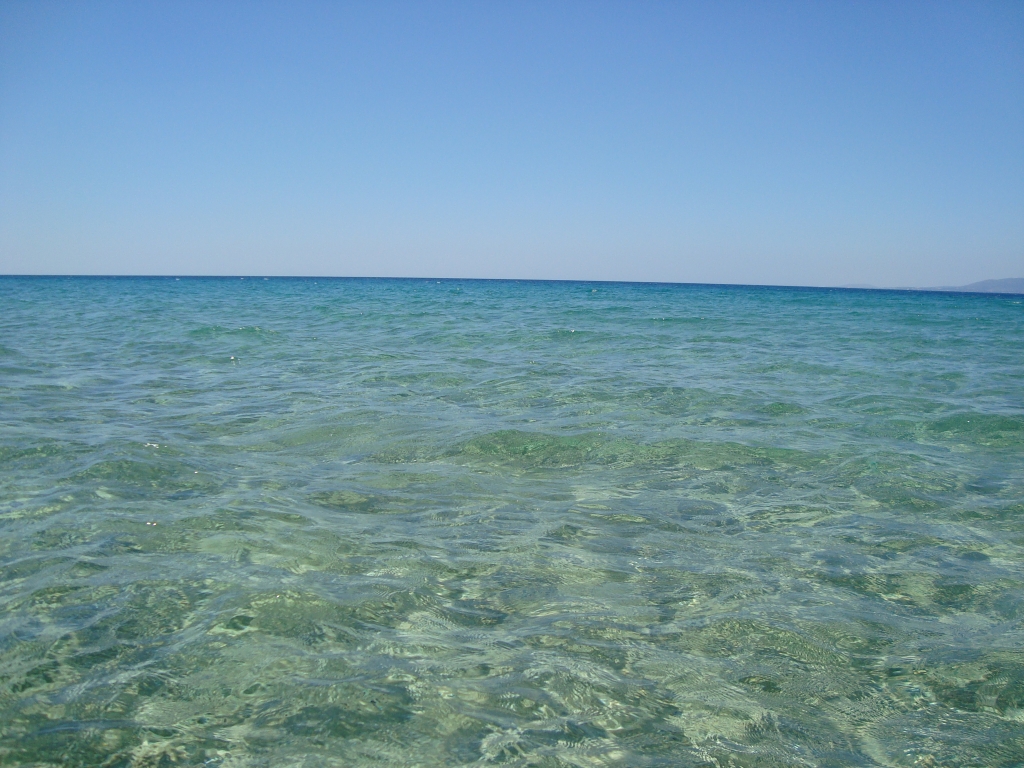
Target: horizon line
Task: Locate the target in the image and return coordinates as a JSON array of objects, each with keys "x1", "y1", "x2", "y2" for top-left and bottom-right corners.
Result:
[{"x1": 2, "y1": 274, "x2": 1023, "y2": 296}]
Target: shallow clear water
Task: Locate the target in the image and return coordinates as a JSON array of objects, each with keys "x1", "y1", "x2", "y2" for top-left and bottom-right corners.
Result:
[{"x1": 1, "y1": 277, "x2": 1022, "y2": 767}]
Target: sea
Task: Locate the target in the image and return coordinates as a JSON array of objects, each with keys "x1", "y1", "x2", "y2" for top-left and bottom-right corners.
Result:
[{"x1": 1, "y1": 276, "x2": 1022, "y2": 767}]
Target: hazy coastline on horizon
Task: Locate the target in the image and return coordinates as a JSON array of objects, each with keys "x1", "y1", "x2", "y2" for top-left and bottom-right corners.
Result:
[{"x1": 842, "y1": 277, "x2": 1024, "y2": 294}]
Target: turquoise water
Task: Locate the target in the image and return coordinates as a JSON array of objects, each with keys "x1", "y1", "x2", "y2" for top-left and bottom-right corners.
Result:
[{"x1": 1, "y1": 277, "x2": 1022, "y2": 768}]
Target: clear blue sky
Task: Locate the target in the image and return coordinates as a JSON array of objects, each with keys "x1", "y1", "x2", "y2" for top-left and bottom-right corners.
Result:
[{"x1": 1, "y1": 1, "x2": 1021, "y2": 285}]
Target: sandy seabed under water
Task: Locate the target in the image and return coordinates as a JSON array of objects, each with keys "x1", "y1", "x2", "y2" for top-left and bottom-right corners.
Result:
[{"x1": 0, "y1": 277, "x2": 1022, "y2": 767}]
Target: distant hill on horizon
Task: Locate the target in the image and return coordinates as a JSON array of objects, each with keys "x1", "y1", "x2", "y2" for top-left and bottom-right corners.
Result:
[
  {"x1": 843, "y1": 278, "x2": 1024, "y2": 294},
  {"x1": 946, "y1": 277, "x2": 1024, "y2": 294}
]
